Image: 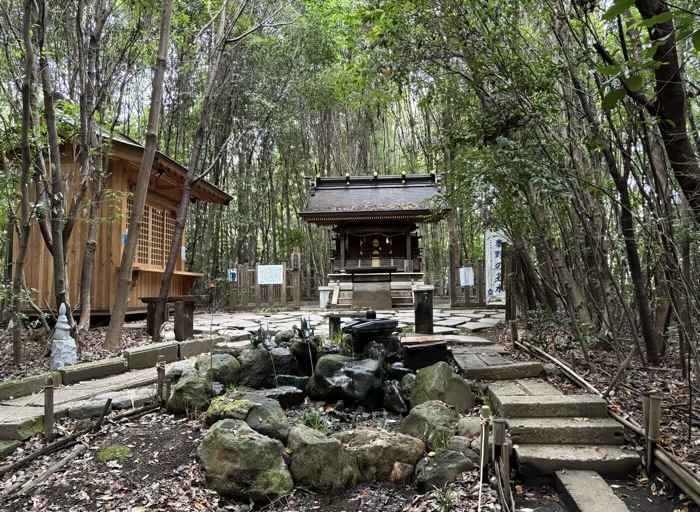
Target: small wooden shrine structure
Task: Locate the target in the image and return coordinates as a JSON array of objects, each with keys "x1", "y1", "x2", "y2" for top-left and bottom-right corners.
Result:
[
  {"x1": 11, "y1": 133, "x2": 232, "y2": 315},
  {"x1": 299, "y1": 173, "x2": 449, "y2": 309}
]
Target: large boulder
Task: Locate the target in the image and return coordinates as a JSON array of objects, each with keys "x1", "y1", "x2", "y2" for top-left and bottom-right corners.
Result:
[
  {"x1": 196, "y1": 353, "x2": 241, "y2": 386},
  {"x1": 166, "y1": 360, "x2": 197, "y2": 383},
  {"x1": 399, "y1": 400, "x2": 458, "y2": 442},
  {"x1": 205, "y1": 392, "x2": 290, "y2": 442},
  {"x1": 333, "y1": 428, "x2": 425, "y2": 482},
  {"x1": 383, "y1": 380, "x2": 408, "y2": 414},
  {"x1": 238, "y1": 348, "x2": 298, "y2": 389},
  {"x1": 197, "y1": 419, "x2": 293, "y2": 500},
  {"x1": 411, "y1": 362, "x2": 474, "y2": 413},
  {"x1": 415, "y1": 450, "x2": 475, "y2": 491},
  {"x1": 287, "y1": 425, "x2": 360, "y2": 492},
  {"x1": 290, "y1": 339, "x2": 318, "y2": 376},
  {"x1": 166, "y1": 371, "x2": 211, "y2": 414},
  {"x1": 306, "y1": 355, "x2": 383, "y2": 410},
  {"x1": 238, "y1": 349, "x2": 273, "y2": 389}
]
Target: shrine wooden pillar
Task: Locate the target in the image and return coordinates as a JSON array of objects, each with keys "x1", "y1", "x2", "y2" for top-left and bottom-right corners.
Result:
[
  {"x1": 339, "y1": 225, "x2": 345, "y2": 269},
  {"x1": 405, "y1": 227, "x2": 411, "y2": 263}
]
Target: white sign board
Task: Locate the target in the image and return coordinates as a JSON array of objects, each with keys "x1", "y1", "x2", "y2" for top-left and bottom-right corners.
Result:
[
  {"x1": 257, "y1": 265, "x2": 284, "y2": 285},
  {"x1": 459, "y1": 267, "x2": 474, "y2": 287},
  {"x1": 485, "y1": 230, "x2": 508, "y2": 304}
]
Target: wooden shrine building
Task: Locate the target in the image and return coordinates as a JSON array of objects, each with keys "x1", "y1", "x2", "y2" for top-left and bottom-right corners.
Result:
[
  {"x1": 299, "y1": 173, "x2": 449, "y2": 309},
  {"x1": 12, "y1": 133, "x2": 232, "y2": 315}
]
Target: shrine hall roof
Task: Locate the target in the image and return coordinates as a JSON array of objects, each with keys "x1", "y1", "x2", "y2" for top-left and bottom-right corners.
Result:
[{"x1": 299, "y1": 174, "x2": 449, "y2": 224}]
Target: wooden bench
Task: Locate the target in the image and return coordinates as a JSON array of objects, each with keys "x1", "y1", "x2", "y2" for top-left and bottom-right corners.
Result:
[{"x1": 140, "y1": 296, "x2": 197, "y2": 341}]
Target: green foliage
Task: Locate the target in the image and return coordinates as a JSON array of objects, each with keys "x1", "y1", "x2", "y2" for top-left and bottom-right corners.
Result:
[{"x1": 295, "y1": 408, "x2": 329, "y2": 433}]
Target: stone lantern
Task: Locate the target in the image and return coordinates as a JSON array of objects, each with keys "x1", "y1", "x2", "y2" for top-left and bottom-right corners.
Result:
[{"x1": 51, "y1": 303, "x2": 77, "y2": 370}]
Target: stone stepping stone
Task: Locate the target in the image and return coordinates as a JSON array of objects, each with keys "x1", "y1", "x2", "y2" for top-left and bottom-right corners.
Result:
[
  {"x1": 432, "y1": 326, "x2": 459, "y2": 335},
  {"x1": 507, "y1": 417, "x2": 624, "y2": 445},
  {"x1": 488, "y1": 382, "x2": 608, "y2": 419},
  {"x1": 434, "y1": 317, "x2": 470, "y2": 327},
  {"x1": 451, "y1": 346, "x2": 509, "y2": 356},
  {"x1": 460, "y1": 322, "x2": 495, "y2": 333},
  {"x1": 444, "y1": 334, "x2": 495, "y2": 346},
  {"x1": 555, "y1": 470, "x2": 631, "y2": 512},
  {"x1": 454, "y1": 352, "x2": 542, "y2": 381},
  {"x1": 515, "y1": 444, "x2": 639, "y2": 477}
]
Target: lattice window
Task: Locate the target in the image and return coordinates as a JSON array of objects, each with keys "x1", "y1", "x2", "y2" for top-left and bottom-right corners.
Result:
[
  {"x1": 125, "y1": 197, "x2": 175, "y2": 269},
  {"x1": 151, "y1": 207, "x2": 164, "y2": 266},
  {"x1": 164, "y1": 213, "x2": 175, "y2": 262},
  {"x1": 137, "y1": 205, "x2": 150, "y2": 264}
]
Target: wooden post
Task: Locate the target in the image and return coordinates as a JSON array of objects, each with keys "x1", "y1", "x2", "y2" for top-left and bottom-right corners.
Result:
[
  {"x1": 448, "y1": 214, "x2": 459, "y2": 307},
  {"x1": 480, "y1": 405, "x2": 491, "y2": 475},
  {"x1": 164, "y1": 377, "x2": 172, "y2": 403},
  {"x1": 476, "y1": 259, "x2": 486, "y2": 306},
  {"x1": 492, "y1": 418, "x2": 506, "y2": 462},
  {"x1": 642, "y1": 393, "x2": 650, "y2": 435},
  {"x1": 509, "y1": 320, "x2": 518, "y2": 343},
  {"x1": 255, "y1": 264, "x2": 261, "y2": 307},
  {"x1": 280, "y1": 262, "x2": 287, "y2": 306},
  {"x1": 44, "y1": 376, "x2": 54, "y2": 444},
  {"x1": 156, "y1": 355, "x2": 166, "y2": 402},
  {"x1": 503, "y1": 439, "x2": 512, "y2": 494},
  {"x1": 647, "y1": 395, "x2": 661, "y2": 472},
  {"x1": 291, "y1": 248, "x2": 301, "y2": 310}
]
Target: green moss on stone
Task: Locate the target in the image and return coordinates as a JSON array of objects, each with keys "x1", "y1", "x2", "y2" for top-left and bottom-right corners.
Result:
[
  {"x1": 98, "y1": 445, "x2": 133, "y2": 463},
  {"x1": 208, "y1": 397, "x2": 255, "y2": 419},
  {"x1": 251, "y1": 469, "x2": 293, "y2": 497},
  {"x1": 18, "y1": 418, "x2": 43, "y2": 440}
]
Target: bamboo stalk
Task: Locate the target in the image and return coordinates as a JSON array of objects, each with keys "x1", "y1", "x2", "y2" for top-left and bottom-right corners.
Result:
[
  {"x1": 654, "y1": 452, "x2": 700, "y2": 505},
  {"x1": 43, "y1": 377, "x2": 54, "y2": 444}
]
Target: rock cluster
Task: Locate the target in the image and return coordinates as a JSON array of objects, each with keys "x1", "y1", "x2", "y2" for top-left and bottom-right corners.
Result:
[{"x1": 165, "y1": 325, "x2": 480, "y2": 502}]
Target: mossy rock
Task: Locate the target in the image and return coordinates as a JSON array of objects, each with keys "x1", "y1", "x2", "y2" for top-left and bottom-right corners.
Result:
[
  {"x1": 206, "y1": 392, "x2": 290, "y2": 441},
  {"x1": 197, "y1": 419, "x2": 292, "y2": 500},
  {"x1": 196, "y1": 353, "x2": 241, "y2": 386},
  {"x1": 166, "y1": 370, "x2": 211, "y2": 414},
  {"x1": 98, "y1": 445, "x2": 133, "y2": 464}
]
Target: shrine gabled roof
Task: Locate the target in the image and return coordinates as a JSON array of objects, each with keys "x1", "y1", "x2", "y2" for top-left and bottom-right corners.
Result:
[{"x1": 299, "y1": 174, "x2": 449, "y2": 224}]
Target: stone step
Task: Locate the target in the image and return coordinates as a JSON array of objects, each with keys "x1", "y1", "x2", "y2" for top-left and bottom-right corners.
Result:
[
  {"x1": 555, "y1": 470, "x2": 630, "y2": 512},
  {"x1": 491, "y1": 394, "x2": 609, "y2": 418},
  {"x1": 515, "y1": 444, "x2": 639, "y2": 477},
  {"x1": 454, "y1": 352, "x2": 543, "y2": 380},
  {"x1": 488, "y1": 379, "x2": 609, "y2": 418},
  {"x1": 507, "y1": 417, "x2": 624, "y2": 445}
]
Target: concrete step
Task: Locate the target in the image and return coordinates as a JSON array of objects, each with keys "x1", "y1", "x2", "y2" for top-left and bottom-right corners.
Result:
[
  {"x1": 555, "y1": 470, "x2": 630, "y2": 512},
  {"x1": 515, "y1": 444, "x2": 639, "y2": 477},
  {"x1": 454, "y1": 352, "x2": 543, "y2": 380},
  {"x1": 507, "y1": 417, "x2": 625, "y2": 445},
  {"x1": 488, "y1": 379, "x2": 609, "y2": 418}
]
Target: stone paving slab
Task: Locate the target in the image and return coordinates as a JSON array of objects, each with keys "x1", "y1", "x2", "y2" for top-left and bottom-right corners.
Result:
[
  {"x1": 454, "y1": 352, "x2": 542, "y2": 380},
  {"x1": 516, "y1": 444, "x2": 639, "y2": 476},
  {"x1": 451, "y1": 346, "x2": 509, "y2": 356},
  {"x1": 434, "y1": 317, "x2": 470, "y2": 327},
  {"x1": 1, "y1": 368, "x2": 157, "y2": 408},
  {"x1": 0, "y1": 406, "x2": 47, "y2": 440},
  {"x1": 432, "y1": 326, "x2": 459, "y2": 335},
  {"x1": 488, "y1": 378, "x2": 563, "y2": 397},
  {"x1": 460, "y1": 322, "x2": 496, "y2": 333},
  {"x1": 507, "y1": 417, "x2": 625, "y2": 445},
  {"x1": 555, "y1": 470, "x2": 630, "y2": 512},
  {"x1": 444, "y1": 334, "x2": 496, "y2": 346}
]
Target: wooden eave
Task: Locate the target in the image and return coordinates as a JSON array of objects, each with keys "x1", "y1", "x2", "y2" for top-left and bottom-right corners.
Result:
[{"x1": 109, "y1": 137, "x2": 232, "y2": 206}]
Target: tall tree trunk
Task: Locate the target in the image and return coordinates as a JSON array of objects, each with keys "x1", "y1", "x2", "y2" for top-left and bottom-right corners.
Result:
[
  {"x1": 103, "y1": 0, "x2": 173, "y2": 349},
  {"x1": 555, "y1": 22, "x2": 661, "y2": 364},
  {"x1": 11, "y1": 0, "x2": 37, "y2": 365},
  {"x1": 634, "y1": 0, "x2": 700, "y2": 223}
]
